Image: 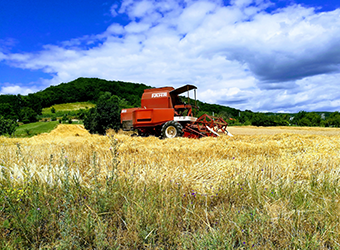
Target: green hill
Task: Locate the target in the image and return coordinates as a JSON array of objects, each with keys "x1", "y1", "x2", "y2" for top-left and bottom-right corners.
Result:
[{"x1": 0, "y1": 77, "x2": 240, "y2": 122}]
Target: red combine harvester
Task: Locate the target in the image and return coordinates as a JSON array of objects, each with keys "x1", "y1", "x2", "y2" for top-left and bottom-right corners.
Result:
[{"x1": 120, "y1": 85, "x2": 233, "y2": 138}]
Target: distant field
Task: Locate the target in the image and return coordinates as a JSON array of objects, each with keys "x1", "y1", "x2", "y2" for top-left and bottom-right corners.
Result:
[
  {"x1": 228, "y1": 125, "x2": 340, "y2": 136},
  {"x1": 14, "y1": 121, "x2": 84, "y2": 137},
  {"x1": 42, "y1": 102, "x2": 95, "y2": 114},
  {"x1": 14, "y1": 121, "x2": 59, "y2": 137}
]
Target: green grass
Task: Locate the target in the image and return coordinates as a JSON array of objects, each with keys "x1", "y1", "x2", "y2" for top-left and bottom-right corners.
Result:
[
  {"x1": 1, "y1": 159, "x2": 339, "y2": 248},
  {"x1": 1, "y1": 139, "x2": 340, "y2": 249},
  {"x1": 15, "y1": 121, "x2": 59, "y2": 137},
  {"x1": 42, "y1": 102, "x2": 95, "y2": 115}
]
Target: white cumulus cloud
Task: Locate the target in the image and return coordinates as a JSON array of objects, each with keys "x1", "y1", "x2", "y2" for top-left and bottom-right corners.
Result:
[
  {"x1": 2, "y1": 0, "x2": 340, "y2": 112},
  {"x1": 0, "y1": 85, "x2": 38, "y2": 95}
]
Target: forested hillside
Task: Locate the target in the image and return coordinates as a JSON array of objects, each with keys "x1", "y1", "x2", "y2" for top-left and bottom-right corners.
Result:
[
  {"x1": 0, "y1": 77, "x2": 241, "y2": 122},
  {"x1": 0, "y1": 78, "x2": 150, "y2": 122}
]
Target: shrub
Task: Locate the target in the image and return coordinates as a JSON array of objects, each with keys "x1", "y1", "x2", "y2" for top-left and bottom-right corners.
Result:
[
  {"x1": 21, "y1": 107, "x2": 38, "y2": 124},
  {"x1": 84, "y1": 92, "x2": 121, "y2": 135},
  {"x1": 0, "y1": 115, "x2": 18, "y2": 136}
]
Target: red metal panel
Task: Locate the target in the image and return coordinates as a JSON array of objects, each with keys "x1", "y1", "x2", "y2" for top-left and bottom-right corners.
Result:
[
  {"x1": 133, "y1": 108, "x2": 174, "y2": 127},
  {"x1": 141, "y1": 87, "x2": 174, "y2": 109},
  {"x1": 121, "y1": 108, "x2": 142, "y2": 123}
]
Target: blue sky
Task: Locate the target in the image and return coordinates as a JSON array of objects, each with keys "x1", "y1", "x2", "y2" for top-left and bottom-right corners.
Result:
[{"x1": 1, "y1": 0, "x2": 340, "y2": 112}]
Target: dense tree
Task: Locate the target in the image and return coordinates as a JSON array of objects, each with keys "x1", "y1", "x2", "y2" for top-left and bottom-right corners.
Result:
[
  {"x1": 291, "y1": 111, "x2": 322, "y2": 127},
  {"x1": 74, "y1": 109, "x2": 88, "y2": 120},
  {"x1": 238, "y1": 110, "x2": 253, "y2": 124},
  {"x1": 327, "y1": 111, "x2": 340, "y2": 127},
  {"x1": 248, "y1": 112, "x2": 290, "y2": 126},
  {"x1": 305, "y1": 112, "x2": 321, "y2": 126},
  {"x1": 0, "y1": 103, "x2": 16, "y2": 120},
  {"x1": 292, "y1": 111, "x2": 307, "y2": 125},
  {"x1": 24, "y1": 94, "x2": 43, "y2": 115},
  {"x1": 251, "y1": 113, "x2": 277, "y2": 126},
  {"x1": 0, "y1": 116, "x2": 18, "y2": 136},
  {"x1": 273, "y1": 115, "x2": 290, "y2": 126},
  {"x1": 298, "y1": 117, "x2": 311, "y2": 126},
  {"x1": 21, "y1": 107, "x2": 38, "y2": 124},
  {"x1": 83, "y1": 92, "x2": 121, "y2": 135},
  {"x1": 61, "y1": 114, "x2": 69, "y2": 123}
]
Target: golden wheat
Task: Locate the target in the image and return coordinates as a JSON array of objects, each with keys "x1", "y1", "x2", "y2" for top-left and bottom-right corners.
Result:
[{"x1": 1, "y1": 125, "x2": 340, "y2": 194}]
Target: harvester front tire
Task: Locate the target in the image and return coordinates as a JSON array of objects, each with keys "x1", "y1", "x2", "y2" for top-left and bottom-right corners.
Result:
[{"x1": 161, "y1": 121, "x2": 183, "y2": 139}]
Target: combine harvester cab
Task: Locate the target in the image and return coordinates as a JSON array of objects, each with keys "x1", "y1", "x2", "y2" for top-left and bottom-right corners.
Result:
[{"x1": 121, "y1": 85, "x2": 233, "y2": 138}]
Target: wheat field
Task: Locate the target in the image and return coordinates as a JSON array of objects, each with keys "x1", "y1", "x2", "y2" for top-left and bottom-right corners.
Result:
[
  {"x1": 1, "y1": 124, "x2": 340, "y2": 191},
  {"x1": 2, "y1": 125, "x2": 340, "y2": 248}
]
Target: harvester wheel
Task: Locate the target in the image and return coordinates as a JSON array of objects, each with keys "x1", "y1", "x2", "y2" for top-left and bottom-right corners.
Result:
[{"x1": 161, "y1": 121, "x2": 183, "y2": 139}]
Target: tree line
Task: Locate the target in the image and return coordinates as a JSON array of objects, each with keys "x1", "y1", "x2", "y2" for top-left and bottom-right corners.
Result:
[{"x1": 220, "y1": 110, "x2": 340, "y2": 127}]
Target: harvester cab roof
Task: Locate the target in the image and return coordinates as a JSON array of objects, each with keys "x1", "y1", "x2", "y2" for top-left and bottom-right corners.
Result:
[
  {"x1": 170, "y1": 84, "x2": 197, "y2": 99},
  {"x1": 141, "y1": 84, "x2": 197, "y2": 112}
]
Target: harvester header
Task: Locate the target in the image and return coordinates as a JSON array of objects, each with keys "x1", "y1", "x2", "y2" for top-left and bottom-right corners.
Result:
[{"x1": 121, "y1": 84, "x2": 232, "y2": 138}]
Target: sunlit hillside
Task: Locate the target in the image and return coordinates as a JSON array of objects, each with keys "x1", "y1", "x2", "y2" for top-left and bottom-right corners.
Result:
[{"x1": 41, "y1": 102, "x2": 95, "y2": 114}]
